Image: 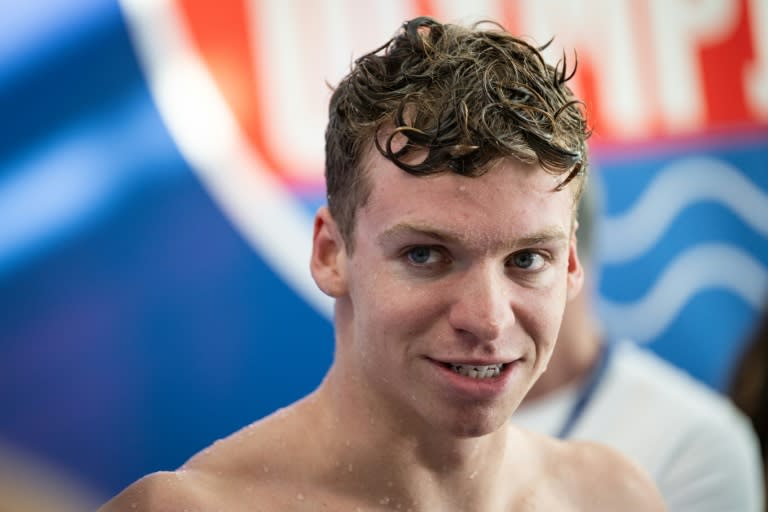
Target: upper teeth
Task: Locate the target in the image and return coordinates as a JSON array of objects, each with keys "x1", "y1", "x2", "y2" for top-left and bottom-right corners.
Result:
[{"x1": 449, "y1": 363, "x2": 503, "y2": 379}]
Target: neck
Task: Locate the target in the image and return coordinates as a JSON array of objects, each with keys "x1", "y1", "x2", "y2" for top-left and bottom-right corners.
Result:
[{"x1": 306, "y1": 363, "x2": 518, "y2": 510}]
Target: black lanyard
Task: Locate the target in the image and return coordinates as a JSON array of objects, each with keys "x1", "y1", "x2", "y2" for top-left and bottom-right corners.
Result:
[{"x1": 556, "y1": 342, "x2": 614, "y2": 439}]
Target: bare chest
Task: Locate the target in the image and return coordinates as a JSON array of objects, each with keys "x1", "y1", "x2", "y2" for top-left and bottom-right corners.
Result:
[{"x1": 215, "y1": 482, "x2": 582, "y2": 512}]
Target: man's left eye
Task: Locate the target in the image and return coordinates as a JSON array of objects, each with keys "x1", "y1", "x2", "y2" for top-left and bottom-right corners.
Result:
[{"x1": 510, "y1": 251, "x2": 545, "y2": 270}]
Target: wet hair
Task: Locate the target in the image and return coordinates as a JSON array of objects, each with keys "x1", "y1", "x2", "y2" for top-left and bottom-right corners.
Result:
[{"x1": 325, "y1": 16, "x2": 590, "y2": 249}]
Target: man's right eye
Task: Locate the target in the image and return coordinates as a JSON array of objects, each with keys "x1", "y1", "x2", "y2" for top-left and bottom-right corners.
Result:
[{"x1": 406, "y1": 246, "x2": 441, "y2": 265}]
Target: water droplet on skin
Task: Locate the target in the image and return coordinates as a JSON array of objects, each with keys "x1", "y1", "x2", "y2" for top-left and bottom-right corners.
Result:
[
  {"x1": 469, "y1": 470, "x2": 478, "y2": 479},
  {"x1": 130, "y1": 503, "x2": 137, "y2": 509},
  {"x1": 379, "y1": 496, "x2": 391, "y2": 505},
  {"x1": 347, "y1": 463, "x2": 354, "y2": 472},
  {"x1": 297, "y1": 493, "x2": 305, "y2": 501}
]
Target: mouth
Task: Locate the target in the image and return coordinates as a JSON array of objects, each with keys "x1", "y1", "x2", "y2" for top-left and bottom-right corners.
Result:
[{"x1": 444, "y1": 362, "x2": 506, "y2": 379}]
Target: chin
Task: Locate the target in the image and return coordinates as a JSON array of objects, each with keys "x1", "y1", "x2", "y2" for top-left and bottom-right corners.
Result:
[
  {"x1": 444, "y1": 410, "x2": 508, "y2": 438},
  {"x1": 450, "y1": 424, "x2": 498, "y2": 438}
]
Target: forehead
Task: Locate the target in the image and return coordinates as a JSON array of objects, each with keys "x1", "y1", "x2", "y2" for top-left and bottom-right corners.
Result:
[{"x1": 356, "y1": 152, "x2": 575, "y2": 248}]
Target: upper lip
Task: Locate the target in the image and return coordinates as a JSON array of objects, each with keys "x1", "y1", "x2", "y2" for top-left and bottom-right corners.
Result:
[{"x1": 428, "y1": 356, "x2": 519, "y2": 366}]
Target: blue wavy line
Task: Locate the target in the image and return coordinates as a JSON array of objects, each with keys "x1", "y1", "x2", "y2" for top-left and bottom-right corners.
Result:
[
  {"x1": 600, "y1": 157, "x2": 768, "y2": 263},
  {"x1": 598, "y1": 243, "x2": 768, "y2": 343}
]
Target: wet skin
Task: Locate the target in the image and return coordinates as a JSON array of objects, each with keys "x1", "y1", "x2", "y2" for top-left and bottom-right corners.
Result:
[
  {"x1": 100, "y1": 151, "x2": 668, "y2": 511},
  {"x1": 312, "y1": 151, "x2": 583, "y2": 441}
]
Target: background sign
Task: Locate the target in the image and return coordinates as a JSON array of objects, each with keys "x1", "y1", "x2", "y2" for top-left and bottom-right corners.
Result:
[{"x1": 1, "y1": 0, "x2": 766, "y2": 501}]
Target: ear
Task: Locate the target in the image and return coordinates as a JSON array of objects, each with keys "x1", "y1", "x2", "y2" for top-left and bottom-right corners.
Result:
[
  {"x1": 310, "y1": 206, "x2": 349, "y2": 298},
  {"x1": 565, "y1": 232, "x2": 584, "y2": 301}
]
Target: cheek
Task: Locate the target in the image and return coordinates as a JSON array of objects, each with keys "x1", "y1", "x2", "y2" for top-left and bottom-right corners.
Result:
[
  {"x1": 350, "y1": 271, "x2": 443, "y2": 344},
  {"x1": 517, "y1": 283, "x2": 569, "y2": 353}
]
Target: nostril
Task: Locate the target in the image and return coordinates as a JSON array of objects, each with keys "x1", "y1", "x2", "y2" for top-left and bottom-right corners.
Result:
[{"x1": 448, "y1": 308, "x2": 505, "y2": 343}]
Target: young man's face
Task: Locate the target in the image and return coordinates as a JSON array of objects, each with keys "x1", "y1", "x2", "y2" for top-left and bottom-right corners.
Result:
[{"x1": 312, "y1": 149, "x2": 582, "y2": 438}]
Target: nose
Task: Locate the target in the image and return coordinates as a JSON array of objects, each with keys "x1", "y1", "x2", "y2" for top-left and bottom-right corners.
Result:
[{"x1": 447, "y1": 264, "x2": 514, "y2": 343}]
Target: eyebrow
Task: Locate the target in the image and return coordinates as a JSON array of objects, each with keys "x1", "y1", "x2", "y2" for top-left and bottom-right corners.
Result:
[{"x1": 376, "y1": 223, "x2": 569, "y2": 250}]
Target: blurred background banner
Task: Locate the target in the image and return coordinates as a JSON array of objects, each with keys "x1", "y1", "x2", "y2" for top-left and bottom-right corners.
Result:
[{"x1": 0, "y1": 0, "x2": 765, "y2": 501}]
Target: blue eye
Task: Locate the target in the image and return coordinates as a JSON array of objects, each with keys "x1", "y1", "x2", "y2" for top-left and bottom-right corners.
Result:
[
  {"x1": 511, "y1": 251, "x2": 545, "y2": 270},
  {"x1": 407, "y1": 246, "x2": 434, "y2": 265}
]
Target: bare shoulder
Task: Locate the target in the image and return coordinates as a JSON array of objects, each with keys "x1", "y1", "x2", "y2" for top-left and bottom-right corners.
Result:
[
  {"x1": 100, "y1": 404, "x2": 320, "y2": 511},
  {"x1": 557, "y1": 439, "x2": 667, "y2": 511},
  {"x1": 98, "y1": 436, "x2": 288, "y2": 511},
  {"x1": 97, "y1": 469, "x2": 215, "y2": 512},
  {"x1": 517, "y1": 430, "x2": 666, "y2": 511}
]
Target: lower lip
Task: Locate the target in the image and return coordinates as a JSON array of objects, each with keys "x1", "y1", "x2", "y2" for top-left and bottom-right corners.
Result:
[{"x1": 428, "y1": 359, "x2": 518, "y2": 400}]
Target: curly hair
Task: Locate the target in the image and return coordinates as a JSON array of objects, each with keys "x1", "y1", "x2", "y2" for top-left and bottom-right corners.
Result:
[{"x1": 325, "y1": 16, "x2": 590, "y2": 249}]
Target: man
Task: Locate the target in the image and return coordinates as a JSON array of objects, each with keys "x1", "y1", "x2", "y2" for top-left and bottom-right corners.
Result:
[
  {"x1": 101, "y1": 17, "x2": 665, "y2": 510},
  {"x1": 514, "y1": 182, "x2": 765, "y2": 511}
]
